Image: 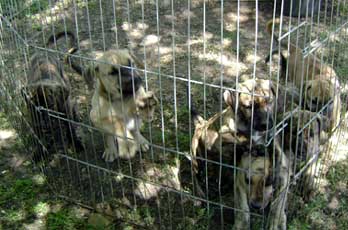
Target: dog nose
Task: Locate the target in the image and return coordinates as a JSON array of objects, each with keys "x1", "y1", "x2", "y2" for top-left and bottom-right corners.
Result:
[{"x1": 250, "y1": 201, "x2": 262, "y2": 210}]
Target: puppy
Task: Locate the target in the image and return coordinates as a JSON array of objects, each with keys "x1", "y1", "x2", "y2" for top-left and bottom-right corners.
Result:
[
  {"x1": 190, "y1": 78, "x2": 283, "y2": 196},
  {"x1": 234, "y1": 142, "x2": 290, "y2": 230},
  {"x1": 23, "y1": 31, "x2": 81, "y2": 161},
  {"x1": 303, "y1": 79, "x2": 341, "y2": 130},
  {"x1": 223, "y1": 78, "x2": 280, "y2": 143},
  {"x1": 265, "y1": 18, "x2": 341, "y2": 131},
  {"x1": 282, "y1": 109, "x2": 329, "y2": 200},
  {"x1": 88, "y1": 49, "x2": 158, "y2": 162}
]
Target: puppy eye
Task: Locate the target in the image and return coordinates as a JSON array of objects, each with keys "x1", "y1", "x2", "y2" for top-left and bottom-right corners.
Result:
[
  {"x1": 110, "y1": 67, "x2": 119, "y2": 75},
  {"x1": 245, "y1": 176, "x2": 250, "y2": 185},
  {"x1": 265, "y1": 176, "x2": 273, "y2": 186}
]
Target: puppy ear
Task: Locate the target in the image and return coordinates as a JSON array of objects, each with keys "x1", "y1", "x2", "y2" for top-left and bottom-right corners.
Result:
[
  {"x1": 317, "y1": 115, "x2": 330, "y2": 144},
  {"x1": 129, "y1": 52, "x2": 145, "y2": 69},
  {"x1": 269, "y1": 81, "x2": 277, "y2": 96},
  {"x1": 223, "y1": 90, "x2": 236, "y2": 107},
  {"x1": 317, "y1": 115, "x2": 330, "y2": 135}
]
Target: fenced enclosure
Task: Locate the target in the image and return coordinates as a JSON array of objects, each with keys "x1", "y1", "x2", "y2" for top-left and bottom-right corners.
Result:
[{"x1": 0, "y1": 0, "x2": 348, "y2": 229}]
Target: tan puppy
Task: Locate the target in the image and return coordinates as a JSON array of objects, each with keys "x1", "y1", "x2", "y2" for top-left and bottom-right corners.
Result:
[
  {"x1": 191, "y1": 78, "x2": 280, "y2": 172},
  {"x1": 304, "y1": 79, "x2": 341, "y2": 130},
  {"x1": 282, "y1": 109, "x2": 329, "y2": 200},
  {"x1": 266, "y1": 19, "x2": 341, "y2": 131},
  {"x1": 234, "y1": 143, "x2": 289, "y2": 230},
  {"x1": 89, "y1": 49, "x2": 158, "y2": 162},
  {"x1": 223, "y1": 78, "x2": 280, "y2": 143}
]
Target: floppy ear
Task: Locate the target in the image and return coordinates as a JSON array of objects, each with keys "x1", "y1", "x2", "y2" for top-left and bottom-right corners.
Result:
[
  {"x1": 269, "y1": 81, "x2": 277, "y2": 96},
  {"x1": 129, "y1": 52, "x2": 145, "y2": 69},
  {"x1": 316, "y1": 115, "x2": 330, "y2": 144},
  {"x1": 223, "y1": 90, "x2": 236, "y2": 107},
  {"x1": 318, "y1": 115, "x2": 329, "y2": 132}
]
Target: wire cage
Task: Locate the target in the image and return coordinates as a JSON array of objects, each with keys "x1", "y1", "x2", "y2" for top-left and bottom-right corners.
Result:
[{"x1": 0, "y1": 0, "x2": 347, "y2": 229}]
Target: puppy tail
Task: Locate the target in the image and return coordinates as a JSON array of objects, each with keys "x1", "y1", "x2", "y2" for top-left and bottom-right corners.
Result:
[
  {"x1": 265, "y1": 18, "x2": 287, "y2": 76},
  {"x1": 186, "y1": 82, "x2": 204, "y2": 126},
  {"x1": 46, "y1": 31, "x2": 89, "y2": 85},
  {"x1": 48, "y1": 33, "x2": 95, "y2": 90},
  {"x1": 46, "y1": 31, "x2": 77, "y2": 52}
]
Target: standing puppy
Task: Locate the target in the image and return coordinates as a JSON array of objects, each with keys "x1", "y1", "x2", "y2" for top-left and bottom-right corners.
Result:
[
  {"x1": 23, "y1": 31, "x2": 81, "y2": 161},
  {"x1": 89, "y1": 49, "x2": 157, "y2": 162}
]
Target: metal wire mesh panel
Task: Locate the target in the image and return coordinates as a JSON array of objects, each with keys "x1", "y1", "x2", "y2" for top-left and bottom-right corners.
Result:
[{"x1": 0, "y1": 0, "x2": 347, "y2": 229}]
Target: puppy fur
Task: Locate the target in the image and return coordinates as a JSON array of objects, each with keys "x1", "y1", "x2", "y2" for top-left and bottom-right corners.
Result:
[
  {"x1": 234, "y1": 142, "x2": 290, "y2": 230},
  {"x1": 266, "y1": 19, "x2": 341, "y2": 131},
  {"x1": 282, "y1": 109, "x2": 329, "y2": 200},
  {"x1": 23, "y1": 31, "x2": 81, "y2": 161},
  {"x1": 223, "y1": 78, "x2": 280, "y2": 143},
  {"x1": 88, "y1": 49, "x2": 158, "y2": 162}
]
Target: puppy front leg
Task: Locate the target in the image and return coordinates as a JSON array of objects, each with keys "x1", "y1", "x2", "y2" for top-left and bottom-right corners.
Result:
[
  {"x1": 233, "y1": 185, "x2": 250, "y2": 230},
  {"x1": 102, "y1": 134, "x2": 119, "y2": 162},
  {"x1": 267, "y1": 162, "x2": 289, "y2": 230},
  {"x1": 136, "y1": 132, "x2": 150, "y2": 152},
  {"x1": 267, "y1": 189, "x2": 287, "y2": 230},
  {"x1": 101, "y1": 118, "x2": 138, "y2": 161},
  {"x1": 116, "y1": 128, "x2": 138, "y2": 159}
]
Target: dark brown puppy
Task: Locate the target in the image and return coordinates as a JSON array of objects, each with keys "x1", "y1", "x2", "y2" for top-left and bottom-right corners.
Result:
[{"x1": 23, "y1": 31, "x2": 81, "y2": 161}]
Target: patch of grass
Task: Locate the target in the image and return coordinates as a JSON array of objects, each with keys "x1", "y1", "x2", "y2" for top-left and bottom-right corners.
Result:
[
  {"x1": 27, "y1": 0, "x2": 49, "y2": 15},
  {"x1": 0, "y1": 112, "x2": 11, "y2": 129},
  {"x1": 0, "y1": 0, "x2": 49, "y2": 18},
  {"x1": 46, "y1": 209, "x2": 90, "y2": 230},
  {"x1": 0, "y1": 176, "x2": 47, "y2": 229}
]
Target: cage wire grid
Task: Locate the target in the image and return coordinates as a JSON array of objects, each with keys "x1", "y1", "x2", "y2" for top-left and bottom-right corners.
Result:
[{"x1": 0, "y1": 0, "x2": 348, "y2": 229}]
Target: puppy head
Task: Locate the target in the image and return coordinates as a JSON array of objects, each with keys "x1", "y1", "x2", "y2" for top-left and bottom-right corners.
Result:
[
  {"x1": 239, "y1": 148, "x2": 273, "y2": 210},
  {"x1": 94, "y1": 49, "x2": 143, "y2": 98},
  {"x1": 284, "y1": 110, "x2": 329, "y2": 159},
  {"x1": 224, "y1": 79, "x2": 276, "y2": 132},
  {"x1": 304, "y1": 79, "x2": 335, "y2": 112},
  {"x1": 135, "y1": 90, "x2": 158, "y2": 122}
]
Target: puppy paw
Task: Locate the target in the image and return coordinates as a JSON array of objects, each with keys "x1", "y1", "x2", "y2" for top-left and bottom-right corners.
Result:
[
  {"x1": 140, "y1": 142, "x2": 149, "y2": 152},
  {"x1": 102, "y1": 148, "x2": 118, "y2": 162},
  {"x1": 118, "y1": 140, "x2": 138, "y2": 159},
  {"x1": 138, "y1": 134, "x2": 150, "y2": 152},
  {"x1": 136, "y1": 91, "x2": 158, "y2": 109}
]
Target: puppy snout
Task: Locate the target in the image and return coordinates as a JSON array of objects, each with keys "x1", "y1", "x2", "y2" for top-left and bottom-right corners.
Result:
[
  {"x1": 257, "y1": 118, "x2": 273, "y2": 131},
  {"x1": 250, "y1": 201, "x2": 263, "y2": 210}
]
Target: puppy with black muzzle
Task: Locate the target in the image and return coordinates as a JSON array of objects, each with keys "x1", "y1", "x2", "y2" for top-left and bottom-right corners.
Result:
[
  {"x1": 87, "y1": 49, "x2": 158, "y2": 162},
  {"x1": 234, "y1": 142, "x2": 290, "y2": 230},
  {"x1": 191, "y1": 78, "x2": 280, "y2": 171},
  {"x1": 223, "y1": 78, "x2": 281, "y2": 144},
  {"x1": 190, "y1": 78, "x2": 286, "y2": 197},
  {"x1": 265, "y1": 18, "x2": 341, "y2": 131}
]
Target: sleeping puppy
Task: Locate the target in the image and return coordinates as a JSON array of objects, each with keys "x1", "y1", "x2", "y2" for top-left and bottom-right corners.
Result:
[
  {"x1": 234, "y1": 142, "x2": 290, "y2": 230},
  {"x1": 265, "y1": 18, "x2": 341, "y2": 131},
  {"x1": 88, "y1": 49, "x2": 158, "y2": 162}
]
